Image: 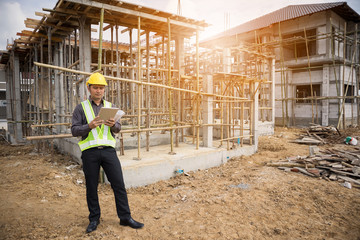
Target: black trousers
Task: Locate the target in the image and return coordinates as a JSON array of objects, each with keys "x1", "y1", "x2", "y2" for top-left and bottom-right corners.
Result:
[{"x1": 81, "y1": 147, "x2": 131, "y2": 222}]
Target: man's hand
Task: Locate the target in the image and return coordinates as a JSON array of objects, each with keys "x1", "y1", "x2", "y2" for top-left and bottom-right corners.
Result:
[
  {"x1": 104, "y1": 118, "x2": 115, "y2": 127},
  {"x1": 89, "y1": 116, "x2": 103, "y2": 129}
]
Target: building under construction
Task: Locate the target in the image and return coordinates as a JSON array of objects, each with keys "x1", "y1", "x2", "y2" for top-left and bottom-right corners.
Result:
[
  {"x1": 200, "y1": 2, "x2": 360, "y2": 129},
  {"x1": 0, "y1": 0, "x2": 316, "y2": 187}
]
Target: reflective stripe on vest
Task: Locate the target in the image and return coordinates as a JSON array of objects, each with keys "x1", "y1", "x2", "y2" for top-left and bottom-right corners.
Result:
[{"x1": 78, "y1": 99, "x2": 116, "y2": 151}]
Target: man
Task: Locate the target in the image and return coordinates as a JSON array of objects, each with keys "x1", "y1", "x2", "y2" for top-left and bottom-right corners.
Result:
[{"x1": 71, "y1": 72, "x2": 144, "y2": 233}]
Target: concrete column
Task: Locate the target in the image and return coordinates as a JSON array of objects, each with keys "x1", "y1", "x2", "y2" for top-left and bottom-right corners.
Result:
[
  {"x1": 325, "y1": 11, "x2": 331, "y2": 59},
  {"x1": 202, "y1": 75, "x2": 213, "y2": 147},
  {"x1": 54, "y1": 43, "x2": 60, "y2": 133},
  {"x1": 79, "y1": 16, "x2": 91, "y2": 101},
  {"x1": 322, "y1": 65, "x2": 330, "y2": 126},
  {"x1": 5, "y1": 63, "x2": 14, "y2": 138},
  {"x1": 12, "y1": 52, "x2": 23, "y2": 143},
  {"x1": 59, "y1": 42, "x2": 65, "y2": 133},
  {"x1": 34, "y1": 45, "x2": 39, "y2": 124}
]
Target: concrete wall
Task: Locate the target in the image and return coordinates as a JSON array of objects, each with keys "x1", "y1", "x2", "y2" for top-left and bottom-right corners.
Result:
[
  {"x1": 0, "y1": 68, "x2": 6, "y2": 120},
  {"x1": 272, "y1": 9, "x2": 359, "y2": 127}
]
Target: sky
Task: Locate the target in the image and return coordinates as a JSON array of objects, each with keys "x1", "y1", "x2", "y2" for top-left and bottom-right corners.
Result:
[{"x1": 0, "y1": 0, "x2": 360, "y2": 50}]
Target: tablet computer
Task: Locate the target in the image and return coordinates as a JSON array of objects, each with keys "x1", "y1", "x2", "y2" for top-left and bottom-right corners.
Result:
[{"x1": 97, "y1": 107, "x2": 120, "y2": 121}]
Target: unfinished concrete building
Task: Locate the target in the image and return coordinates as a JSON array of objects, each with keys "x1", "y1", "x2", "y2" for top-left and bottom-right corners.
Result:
[
  {"x1": 1, "y1": 0, "x2": 274, "y2": 187},
  {"x1": 200, "y1": 2, "x2": 360, "y2": 129}
]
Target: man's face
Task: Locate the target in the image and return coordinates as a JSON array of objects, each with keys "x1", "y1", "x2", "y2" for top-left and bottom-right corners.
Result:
[{"x1": 88, "y1": 84, "x2": 105, "y2": 101}]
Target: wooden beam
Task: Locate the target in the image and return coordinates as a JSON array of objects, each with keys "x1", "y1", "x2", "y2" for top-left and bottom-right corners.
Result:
[
  {"x1": 121, "y1": 27, "x2": 130, "y2": 34},
  {"x1": 25, "y1": 18, "x2": 74, "y2": 32},
  {"x1": 35, "y1": 11, "x2": 50, "y2": 18},
  {"x1": 66, "y1": 0, "x2": 205, "y2": 30},
  {"x1": 16, "y1": 44, "x2": 33, "y2": 49},
  {"x1": 103, "y1": 24, "x2": 113, "y2": 31},
  {"x1": 17, "y1": 30, "x2": 63, "y2": 42},
  {"x1": 44, "y1": 7, "x2": 80, "y2": 16}
]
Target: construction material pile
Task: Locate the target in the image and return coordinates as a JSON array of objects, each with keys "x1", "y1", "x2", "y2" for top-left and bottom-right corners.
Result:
[
  {"x1": 267, "y1": 147, "x2": 360, "y2": 188},
  {"x1": 291, "y1": 124, "x2": 340, "y2": 145}
]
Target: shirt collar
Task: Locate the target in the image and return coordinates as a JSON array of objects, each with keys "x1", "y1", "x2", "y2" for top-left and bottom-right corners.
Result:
[{"x1": 88, "y1": 96, "x2": 104, "y2": 106}]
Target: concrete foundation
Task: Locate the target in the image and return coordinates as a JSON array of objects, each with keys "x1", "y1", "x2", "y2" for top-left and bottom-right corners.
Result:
[{"x1": 55, "y1": 133, "x2": 257, "y2": 188}]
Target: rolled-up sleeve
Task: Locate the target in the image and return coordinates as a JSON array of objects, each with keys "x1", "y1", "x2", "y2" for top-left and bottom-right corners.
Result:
[{"x1": 71, "y1": 104, "x2": 91, "y2": 137}]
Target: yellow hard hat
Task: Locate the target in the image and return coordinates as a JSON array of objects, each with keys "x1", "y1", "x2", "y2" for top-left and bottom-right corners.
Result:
[{"x1": 86, "y1": 72, "x2": 108, "y2": 86}]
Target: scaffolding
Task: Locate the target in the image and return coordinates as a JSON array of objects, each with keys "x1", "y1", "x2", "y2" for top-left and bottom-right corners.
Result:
[
  {"x1": 3, "y1": 0, "x2": 273, "y2": 159},
  {"x1": 266, "y1": 21, "x2": 360, "y2": 129}
]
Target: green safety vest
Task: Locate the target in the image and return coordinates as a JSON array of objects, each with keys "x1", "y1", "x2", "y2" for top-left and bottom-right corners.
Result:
[{"x1": 78, "y1": 99, "x2": 116, "y2": 151}]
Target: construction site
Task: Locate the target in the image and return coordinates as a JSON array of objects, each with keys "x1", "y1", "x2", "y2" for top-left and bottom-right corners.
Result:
[{"x1": 0, "y1": 0, "x2": 360, "y2": 239}]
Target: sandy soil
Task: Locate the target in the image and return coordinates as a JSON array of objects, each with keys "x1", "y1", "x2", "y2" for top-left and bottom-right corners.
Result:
[{"x1": 1, "y1": 127, "x2": 360, "y2": 240}]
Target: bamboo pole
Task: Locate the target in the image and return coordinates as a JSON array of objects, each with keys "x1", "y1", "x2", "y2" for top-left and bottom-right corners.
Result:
[
  {"x1": 40, "y1": 38, "x2": 45, "y2": 125},
  {"x1": 278, "y1": 23, "x2": 286, "y2": 127},
  {"x1": 162, "y1": 36, "x2": 166, "y2": 121},
  {"x1": 249, "y1": 81, "x2": 253, "y2": 145},
  {"x1": 57, "y1": 60, "x2": 79, "y2": 75},
  {"x1": 27, "y1": 134, "x2": 73, "y2": 140},
  {"x1": 315, "y1": 92, "x2": 318, "y2": 124},
  {"x1": 90, "y1": 63, "x2": 179, "y2": 72},
  {"x1": 136, "y1": 16, "x2": 141, "y2": 160},
  {"x1": 98, "y1": 8, "x2": 104, "y2": 70},
  {"x1": 226, "y1": 95, "x2": 230, "y2": 150},
  {"x1": 70, "y1": 33, "x2": 74, "y2": 114},
  {"x1": 33, "y1": 62, "x2": 248, "y2": 100},
  {"x1": 342, "y1": 22, "x2": 347, "y2": 130},
  {"x1": 31, "y1": 123, "x2": 71, "y2": 128},
  {"x1": 304, "y1": 27, "x2": 314, "y2": 124},
  {"x1": 115, "y1": 24, "x2": 119, "y2": 104},
  {"x1": 356, "y1": 24, "x2": 359, "y2": 127},
  {"x1": 111, "y1": 25, "x2": 114, "y2": 77},
  {"x1": 196, "y1": 29, "x2": 200, "y2": 150},
  {"x1": 338, "y1": 24, "x2": 357, "y2": 130},
  {"x1": 277, "y1": 95, "x2": 360, "y2": 101},
  {"x1": 47, "y1": 28, "x2": 53, "y2": 125},
  {"x1": 241, "y1": 81, "x2": 244, "y2": 146},
  {"x1": 146, "y1": 31, "x2": 150, "y2": 152},
  {"x1": 35, "y1": 44, "x2": 40, "y2": 125},
  {"x1": 168, "y1": 18, "x2": 175, "y2": 154}
]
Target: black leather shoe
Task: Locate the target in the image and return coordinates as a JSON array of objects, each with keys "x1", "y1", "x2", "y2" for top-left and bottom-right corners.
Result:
[
  {"x1": 86, "y1": 220, "x2": 100, "y2": 233},
  {"x1": 120, "y1": 217, "x2": 144, "y2": 229}
]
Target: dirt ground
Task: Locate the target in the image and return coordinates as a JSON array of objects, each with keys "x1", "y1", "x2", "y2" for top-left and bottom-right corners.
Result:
[{"x1": 1, "y1": 127, "x2": 360, "y2": 240}]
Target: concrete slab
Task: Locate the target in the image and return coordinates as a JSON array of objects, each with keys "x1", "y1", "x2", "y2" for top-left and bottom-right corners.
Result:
[
  {"x1": 55, "y1": 135, "x2": 257, "y2": 188},
  {"x1": 119, "y1": 142, "x2": 257, "y2": 188}
]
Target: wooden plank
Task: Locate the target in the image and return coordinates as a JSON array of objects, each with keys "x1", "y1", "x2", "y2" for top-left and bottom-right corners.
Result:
[
  {"x1": 317, "y1": 166, "x2": 360, "y2": 178},
  {"x1": 267, "y1": 162, "x2": 315, "y2": 168},
  {"x1": 337, "y1": 175, "x2": 360, "y2": 185},
  {"x1": 312, "y1": 133, "x2": 325, "y2": 144},
  {"x1": 66, "y1": 0, "x2": 205, "y2": 30},
  {"x1": 294, "y1": 167, "x2": 317, "y2": 177},
  {"x1": 17, "y1": 30, "x2": 63, "y2": 42}
]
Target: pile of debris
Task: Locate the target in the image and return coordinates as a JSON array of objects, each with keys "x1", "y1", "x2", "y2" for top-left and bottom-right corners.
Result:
[
  {"x1": 291, "y1": 124, "x2": 340, "y2": 145},
  {"x1": 268, "y1": 147, "x2": 360, "y2": 188}
]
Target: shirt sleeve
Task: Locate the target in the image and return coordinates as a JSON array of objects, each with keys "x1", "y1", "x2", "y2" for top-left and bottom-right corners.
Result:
[
  {"x1": 110, "y1": 121, "x2": 121, "y2": 133},
  {"x1": 71, "y1": 104, "x2": 91, "y2": 137}
]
